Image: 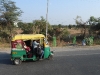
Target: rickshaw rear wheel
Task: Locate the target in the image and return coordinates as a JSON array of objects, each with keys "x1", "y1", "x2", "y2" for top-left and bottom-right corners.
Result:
[
  {"x1": 13, "y1": 58, "x2": 22, "y2": 65},
  {"x1": 48, "y1": 55, "x2": 53, "y2": 60}
]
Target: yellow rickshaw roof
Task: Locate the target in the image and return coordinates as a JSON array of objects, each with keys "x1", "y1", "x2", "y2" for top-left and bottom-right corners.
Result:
[{"x1": 12, "y1": 34, "x2": 45, "y2": 41}]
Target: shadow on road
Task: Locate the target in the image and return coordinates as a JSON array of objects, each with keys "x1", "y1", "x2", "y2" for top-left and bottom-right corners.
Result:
[{"x1": 0, "y1": 52, "x2": 12, "y2": 65}]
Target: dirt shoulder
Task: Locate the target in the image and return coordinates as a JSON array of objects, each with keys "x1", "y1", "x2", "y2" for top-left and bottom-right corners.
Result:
[
  {"x1": 0, "y1": 45, "x2": 99, "y2": 51},
  {"x1": 51, "y1": 45, "x2": 100, "y2": 51}
]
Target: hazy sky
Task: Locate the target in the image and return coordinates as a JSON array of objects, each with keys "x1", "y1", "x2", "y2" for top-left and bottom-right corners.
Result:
[{"x1": 13, "y1": 0, "x2": 100, "y2": 25}]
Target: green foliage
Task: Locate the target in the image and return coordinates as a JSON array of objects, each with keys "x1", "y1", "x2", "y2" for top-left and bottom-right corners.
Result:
[
  {"x1": 0, "y1": 0, "x2": 22, "y2": 21},
  {"x1": 68, "y1": 25, "x2": 72, "y2": 29},
  {"x1": 0, "y1": 0, "x2": 22, "y2": 30},
  {"x1": 89, "y1": 16, "x2": 100, "y2": 35},
  {"x1": 0, "y1": 0, "x2": 22, "y2": 42},
  {"x1": 33, "y1": 16, "x2": 51, "y2": 34},
  {"x1": 94, "y1": 39, "x2": 100, "y2": 45},
  {"x1": 85, "y1": 36, "x2": 94, "y2": 46},
  {"x1": 89, "y1": 16, "x2": 98, "y2": 25},
  {"x1": 61, "y1": 29, "x2": 70, "y2": 40},
  {"x1": 18, "y1": 22, "x2": 33, "y2": 34},
  {"x1": 50, "y1": 24, "x2": 69, "y2": 41},
  {"x1": 0, "y1": 31, "x2": 10, "y2": 42}
]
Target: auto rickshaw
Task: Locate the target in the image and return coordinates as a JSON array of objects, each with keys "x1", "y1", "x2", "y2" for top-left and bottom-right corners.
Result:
[{"x1": 11, "y1": 34, "x2": 54, "y2": 65}]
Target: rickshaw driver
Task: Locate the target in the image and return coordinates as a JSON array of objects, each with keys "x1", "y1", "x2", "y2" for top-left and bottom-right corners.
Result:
[
  {"x1": 32, "y1": 40, "x2": 40, "y2": 57},
  {"x1": 32, "y1": 40, "x2": 44, "y2": 59},
  {"x1": 32, "y1": 40, "x2": 39, "y2": 50}
]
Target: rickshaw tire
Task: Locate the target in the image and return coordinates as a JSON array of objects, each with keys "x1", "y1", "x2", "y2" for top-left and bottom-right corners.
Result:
[
  {"x1": 13, "y1": 58, "x2": 22, "y2": 65},
  {"x1": 48, "y1": 55, "x2": 53, "y2": 60}
]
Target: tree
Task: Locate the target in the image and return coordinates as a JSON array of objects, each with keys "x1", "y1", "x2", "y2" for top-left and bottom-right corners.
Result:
[
  {"x1": 51, "y1": 24, "x2": 69, "y2": 42},
  {"x1": 0, "y1": 0, "x2": 22, "y2": 38},
  {"x1": 68, "y1": 24, "x2": 72, "y2": 29},
  {"x1": 74, "y1": 16, "x2": 88, "y2": 38},
  {"x1": 89, "y1": 16, "x2": 98, "y2": 25},
  {"x1": 88, "y1": 16, "x2": 100, "y2": 35},
  {"x1": 33, "y1": 16, "x2": 50, "y2": 35},
  {"x1": 18, "y1": 22, "x2": 33, "y2": 34}
]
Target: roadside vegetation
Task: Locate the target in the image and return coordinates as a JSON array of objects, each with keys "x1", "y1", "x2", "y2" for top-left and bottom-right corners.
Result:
[{"x1": 0, "y1": 0, "x2": 100, "y2": 47}]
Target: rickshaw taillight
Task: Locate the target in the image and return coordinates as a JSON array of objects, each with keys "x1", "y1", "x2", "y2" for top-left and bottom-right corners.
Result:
[
  {"x1": 11, "y1": 40, "x2": 23, "y2": 49},
  {"x1": 11, "y1": 41, "x2": 17, "y2": 48}
]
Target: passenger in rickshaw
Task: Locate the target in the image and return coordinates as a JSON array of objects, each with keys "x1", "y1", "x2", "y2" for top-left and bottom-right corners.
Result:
[
  {"x1": 23, "y1": 42, "x2": 33, "y2": 58},
  {"x1": 23, "y1": 42, "x2": 31, "y2": 53}
]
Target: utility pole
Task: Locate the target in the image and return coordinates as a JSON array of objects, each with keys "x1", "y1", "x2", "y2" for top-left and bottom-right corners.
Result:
[{"x1": 46, "y1": 0, "x2": 49, "y2": 41}]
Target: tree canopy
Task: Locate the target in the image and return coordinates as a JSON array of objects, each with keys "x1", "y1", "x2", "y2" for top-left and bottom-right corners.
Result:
[{"x1": 0, "y1": 0, "x2": 22, "y2": 42}]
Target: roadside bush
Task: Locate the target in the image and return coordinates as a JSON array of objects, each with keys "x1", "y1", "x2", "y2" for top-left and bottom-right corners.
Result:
[
  {"x1": 94, "y1": 39, "x2": 100, "y2": 45},
  {"x1": 0, "y1": 32, "x2": 10, "y2": 43}
]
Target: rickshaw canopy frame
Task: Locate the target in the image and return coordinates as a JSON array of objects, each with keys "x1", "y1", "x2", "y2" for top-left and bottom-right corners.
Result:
[{"x1": 12, "y1": 34, "x2": 45, "y2": 41}]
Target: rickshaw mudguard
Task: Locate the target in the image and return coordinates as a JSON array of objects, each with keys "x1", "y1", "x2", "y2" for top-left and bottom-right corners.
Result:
[
  {"x1": 50, "y1": 52, "x2": 54, "y2": 56},
  {"x1": 44, "y1": 46, "x2": 51, "y2": 59}
]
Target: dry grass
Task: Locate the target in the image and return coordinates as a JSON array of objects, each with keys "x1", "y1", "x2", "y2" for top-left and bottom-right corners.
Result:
[
  {"x1": 67, "y1": 28, "x2": 81, "y2": 35},
  {"x1": 67, "y1": 28, "x2": 89, "y2": 35},
  {"x1": 0, "y1": 42, "x2": 10, "y2": 48}
]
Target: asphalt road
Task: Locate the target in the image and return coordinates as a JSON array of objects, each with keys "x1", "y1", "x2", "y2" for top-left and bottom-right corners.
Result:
[{"x1": 0, "y1": 48, "x2": 100, "y2": 75}]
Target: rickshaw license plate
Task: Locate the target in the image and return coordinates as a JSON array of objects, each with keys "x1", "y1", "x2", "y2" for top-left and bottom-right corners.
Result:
[{"x1": 12, "y1": 52, "x2": 17, "y2": 54}]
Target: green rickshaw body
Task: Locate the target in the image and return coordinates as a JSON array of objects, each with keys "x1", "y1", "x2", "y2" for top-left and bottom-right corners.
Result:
[
  {"x1": 11, "y1": 49, "x2": 37, "y2": 61},
  {"x1": 11, "y1": 45, "x2": 51, "y2": 61},
  {"x1": 11, "y1": 34, "x2": 53, "y2": 65},
  {"x1": 44, "y1": 46, "x2": 50, "y2": 58}
]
